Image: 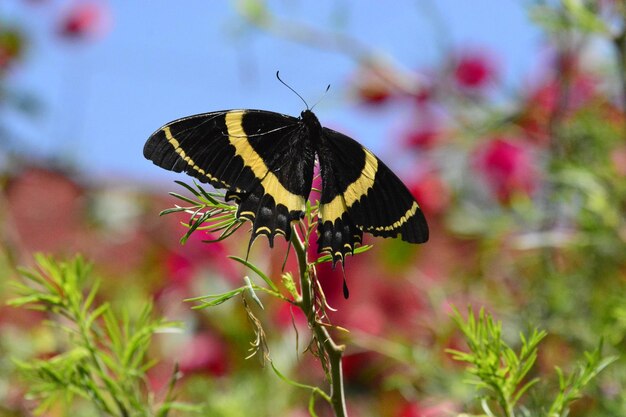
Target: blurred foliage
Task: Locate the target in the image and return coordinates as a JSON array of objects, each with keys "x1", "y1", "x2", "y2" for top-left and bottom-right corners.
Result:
[
  {"x1": 448, "y1": 308, "x2": 616, "y2": 417},
  {"x1": 8, "y1": 254, "x2": 192, "y2": 417}
]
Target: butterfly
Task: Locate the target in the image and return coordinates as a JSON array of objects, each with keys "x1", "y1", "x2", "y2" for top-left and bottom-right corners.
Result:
[{"x1": 144, "y1": 108, "x2": 429, "y2": 268}]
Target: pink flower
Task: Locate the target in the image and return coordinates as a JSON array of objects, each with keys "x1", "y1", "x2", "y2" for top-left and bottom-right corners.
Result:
[
  {"x1": 408, "y1": 172, "x2": 450, "y2": 216},
  {"x1": 413, "y1": 84, "x2": 433, "y2": 105},
  {"x1": 274, "y1": 302, "x2": 307, "y2": 329},
  {"x1": 517, "y1": 59, "x2": 599, "y2": 145},
  {"x1": 341, "y1": 351, "x2": 379, "y2": 383},
  {"x1": 405, "y1": 127, "x2": 439, "y2": 150},
  {"x1": 58, "y1": 2, "x2": 110, "y2": 40},
  {"x1": 453, "y1": 51, "x2": 496, "y2": 90},
  {"x1": 351, "y1": 63, "x2": 396, "y2": 106},
  {"x1": 354, "y1": 78, "x2": 392, "y2": 105},
  {"x1": 177, "y1": 332, "x2": 229, "y2": 376},
  {"x1": 474, "y1": 138, "x2": 537, "y2": 204},
  {"x1": 165, "y1": 252, "x2": 194, "y2": 288},
  {"x1": 343, "y1": 303, "x2": 385, "y2": 335},
  {"x1": 161, "y1": 230, "x2": 238, "y2": 290},
  {"x1": 530, "y1": 75, "x2": 596, "y2": 115}
]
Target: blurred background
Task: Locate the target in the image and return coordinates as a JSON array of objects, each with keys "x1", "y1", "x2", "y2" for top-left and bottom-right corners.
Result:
[{"x1": 1, "y1": 1, "x2": 626, "y2": 416}]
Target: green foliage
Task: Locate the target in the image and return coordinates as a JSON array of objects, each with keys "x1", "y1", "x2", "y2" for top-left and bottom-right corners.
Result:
[
  {"x1": 530, "y1": 0, "x2": 611, "y2": 35},
  {"x1": 164, "y1": 180, "x2": 245, "y2": 245},
  {"x1": 448, "y1": 307, "x2": 617, "y2": 417},
  {"x1": 7, "y1": 254, "x2": 196, "y2": 417}
]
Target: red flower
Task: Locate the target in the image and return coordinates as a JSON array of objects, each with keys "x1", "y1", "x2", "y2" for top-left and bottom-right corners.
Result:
[
  {"x1": 274, "y1": 302, "x2": 307, "y2": 329},
  {"x1": 354, "y1": 77, "x2": 392, "y2": 105},
  {"x1": 453, "y1": 51, "x2": 496, "y2": 90},
  {"x1": 351, "y1": 62, "x2": 397, "y2": 106},
  {"x1": 161, "y1": 229, "x2": 238, "y2": 290},
  {"x1": 408, "y1": 172, "x2": 450, "y2": 216},
  {"x1": 405, "y1": 126, "x2": 439, "y2": 150},
  {"x1": 341, "y1": 351, "x2": 379, "y2": 383},
  {"x1": 413, "y1": 84, "x2": 433, "y2": 105},
  {"x1": 517, "y1": 62, "x2": 599, "y2": 144},
  {"x1": 475, "y1": 138, "x2": 537, "y2": 204},
  {"x1": 343, "y1": 302, "x2": 385, "y2": 335},
  {"x1": 59, "y1": 2, "x2": 109, "y2": 40},
  {"x1": 165, "y1": 252, "x2": 194, "y2": 288},
  {"x1": 177, "y1": 332, "x2": 229, "y2": 376}
]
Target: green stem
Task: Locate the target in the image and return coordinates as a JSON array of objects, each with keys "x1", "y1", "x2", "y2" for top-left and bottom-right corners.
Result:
[{"x1": 291, "y1": 226, "x2": 347, "y2": 417}]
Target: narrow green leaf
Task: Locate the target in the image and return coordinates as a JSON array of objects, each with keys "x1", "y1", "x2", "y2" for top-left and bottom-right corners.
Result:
[
  {"x1": 192, "y1": 180, "x2": 222, "y2": 206},
  {"x1": 513, "y1": 377, "x2": 540, "y2": 405},
  {"x1": 174, "y1": 180, "x2": 202, "y2": 197},
  {"x1": 270, "y1": 361, "x2": 331, "y2": 402},
  {"x1": 185, "y1": 287, "x2": 246, "y2": 309},
  {"x1": 85, "y1": 302, "x2": 110, "y2": 330},
  {"x1": 159, "y1": 206, "x2": 193, "y2": 216},
  {"x1": 157, "y1": 401, "x2": 204, "y2": 416},
  {"x1": 228, "y1": 256, "x2": 279, "y2": 292},
  {"x1": 308, "y1": 393, "x2": 320, "y2": 417},
  {"x1": 244, "y1": 276, "x2": 264, "y2": 310},
  {"x1": 203, "y1": 220, "x2": 244, "y2": 242},
  {"x1": 167, "y1": 192, "x2": 200, "y2": 206},
  {"x1": 82, "y1": 280, "x2": 101, "y2": 315}
]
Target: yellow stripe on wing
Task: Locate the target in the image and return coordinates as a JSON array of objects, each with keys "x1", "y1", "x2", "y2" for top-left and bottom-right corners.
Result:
[
  {"x1": 225, "y1": 111, "x2": 305, "y2": 213},
  {"x1": 163, "y1": 126, "x2": 232, "y2": 189},
  {"x1": 319, "y1": 148, "x2": 378, "y2": 222}
]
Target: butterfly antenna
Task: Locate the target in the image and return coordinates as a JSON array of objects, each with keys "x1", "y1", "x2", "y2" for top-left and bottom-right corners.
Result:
[
  {"x1": 310, "y1": 83, "x2": 331, "y2": 111},
  {"x1": 276, "y1": 71, "x2": 309, "y2": 110}
]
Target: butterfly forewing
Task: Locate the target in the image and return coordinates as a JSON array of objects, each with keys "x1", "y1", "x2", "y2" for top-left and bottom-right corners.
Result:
[{"x1": 144, "y1": 110, "x2": 315, "y2": 246}]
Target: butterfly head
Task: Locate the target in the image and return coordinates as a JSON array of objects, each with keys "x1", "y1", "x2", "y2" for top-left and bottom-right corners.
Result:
[{"x1": 300, "y1": 109, "x2": 323, "y2": 136}]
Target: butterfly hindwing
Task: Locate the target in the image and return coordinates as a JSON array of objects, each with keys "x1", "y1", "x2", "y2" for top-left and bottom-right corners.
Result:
[
  {"x1": 144, "y1": 110, "x2": 316, "y2": 246},
  {"x1": 317, "y1": 128, "x2": 429, "y2": 264}
]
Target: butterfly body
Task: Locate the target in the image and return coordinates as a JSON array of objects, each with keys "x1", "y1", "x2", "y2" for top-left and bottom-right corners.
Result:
[{"x1": 144, "y1": 109, "x2": 428, "y2": 265}]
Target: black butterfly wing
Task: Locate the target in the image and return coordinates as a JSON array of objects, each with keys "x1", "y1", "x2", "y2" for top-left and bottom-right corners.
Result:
[
  {"x1": 317, "y1": 127, "x2": 429, "y2": 265},
  {"x1": 144, "y1": 109, "x2": 316, "y2": 245}
]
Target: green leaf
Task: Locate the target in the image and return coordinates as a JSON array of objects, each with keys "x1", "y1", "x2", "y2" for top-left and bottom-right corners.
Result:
[
  {"x1": 228, "y1": 256, "x2": 279, "y2": 292},
  {"x1": 185, "y1": 287, "x2": 246, "y2": 308},
  {"x1": 563, "y1": 0, "x2": 609, "y2": 34},
  {"x1": 167, "y1": 192, "x2": 200, "y2": 206},
  {"x1": 270, "y1": 361, "x2": 331, "y2": 402},
  {"x1": 159, "y1": 206, "x2": 191, "y2": 216},
  {"x1": 281, "y1": 272, "x2": 299, "y2": 299},
  {"x1": 244, "y1": 276, "x2": 264, "y2": 310},
  {"x1": 174, "y1": 180, "x2": 202, "y2": 197}
]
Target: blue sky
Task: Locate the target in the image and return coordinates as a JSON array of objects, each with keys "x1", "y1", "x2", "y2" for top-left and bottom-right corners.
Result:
[{"x1": 3, "y1": 1, "x2": 542, "y2": 184}]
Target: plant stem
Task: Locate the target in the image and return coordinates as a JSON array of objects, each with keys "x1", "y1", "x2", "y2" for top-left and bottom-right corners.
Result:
[{"x1": 291, "y1": 226, "x2": 347, "y2": 417}]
